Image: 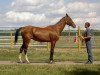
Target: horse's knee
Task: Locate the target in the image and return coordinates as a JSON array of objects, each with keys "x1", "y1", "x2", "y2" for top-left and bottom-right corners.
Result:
[{"x1": 20, "y1": 47, "x2": 23, "y2": 53}]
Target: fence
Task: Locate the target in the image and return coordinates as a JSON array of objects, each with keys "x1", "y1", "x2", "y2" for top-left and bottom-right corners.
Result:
[
  {"x1": 0, "y1": 28, "x2": 49, "y2": 50},
  {"x1": 0, "y1": 27, "x2": 100, "y2": 50}
]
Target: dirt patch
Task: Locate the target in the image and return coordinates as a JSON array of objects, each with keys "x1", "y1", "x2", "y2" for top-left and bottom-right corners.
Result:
[{"x1": 0, "y1": 61, "x2": 100, "y2": 65}]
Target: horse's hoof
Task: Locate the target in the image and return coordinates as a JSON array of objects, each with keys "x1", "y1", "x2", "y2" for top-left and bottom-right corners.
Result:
[
  {"x1": 17, "y1": 61, "x2": 23, "y2": 63},
  {"x1": 49, "y1": 60, "x2": 54, "y2": 64},
  {"x1": 26, "y1": 62, "x2": 30, "y2": 64}
]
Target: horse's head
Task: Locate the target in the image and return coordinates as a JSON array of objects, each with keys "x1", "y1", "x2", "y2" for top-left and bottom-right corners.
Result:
[{"x1": 65, "y1": 13, "x2": 76, "y2": 28}]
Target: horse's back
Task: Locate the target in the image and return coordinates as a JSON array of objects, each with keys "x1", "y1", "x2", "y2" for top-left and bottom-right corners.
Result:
[{"x1": 21, "y1": 25, "x2": 33, "y2": 30}]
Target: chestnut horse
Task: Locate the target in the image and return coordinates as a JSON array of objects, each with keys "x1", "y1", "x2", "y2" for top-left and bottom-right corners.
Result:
[{"x1": 14, "y1": 14, "x2": 76, "y2": 63}]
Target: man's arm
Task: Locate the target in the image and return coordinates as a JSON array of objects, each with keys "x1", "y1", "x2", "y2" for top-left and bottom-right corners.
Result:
[{"x1": 81, "y1": 29, "x2": 91, "y2": 40}]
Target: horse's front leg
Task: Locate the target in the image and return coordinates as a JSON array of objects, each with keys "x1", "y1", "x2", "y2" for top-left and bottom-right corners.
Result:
[
  {"x1": 50, "y1": 49, "x2": 54, "y2": 63},
  {"x1": 50, "y1": 41, "x2": 56, "y2": 64}
]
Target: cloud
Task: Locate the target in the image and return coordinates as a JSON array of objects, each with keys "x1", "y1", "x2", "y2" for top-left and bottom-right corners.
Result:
[
  {"x1": 66, "y1": 2, "x2": 100, "y2": 13},
  {"x1": 0, "y1": 0, "x2": 100, "y2": 30},
  {"x1": 5, "y1": 11, "x2": 46, "y2": 23},
  {"x1": 50, "y1": 17, "x2": 61, "y2": 24},
  {"x1": 67, "y1": 2, "x2": 89, "y2": 12},
  {"x1": 86, "y1": 17, "x2": 100, "y2": 25},
  {"x1": 11, "y1": 0, "x2": 65, "y2": 13},
  {"x1": 9, "y1": 0, "x2": 66, "y2": 25},
  {"x1": 12, "y1": 0, "x2": 48, "y2": 6},
  {"x1": 87, "y1": 12, "x2": 97, "y2": 17}
]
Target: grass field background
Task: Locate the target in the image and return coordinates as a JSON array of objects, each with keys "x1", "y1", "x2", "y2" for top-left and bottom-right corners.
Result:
[
  {"x1": 0, "y1": 47, "x2": 100, "y2": 62},
  {"x1": 0, "y1": 35, "x2": 100, "y2": 75},
  {"x1": 0, "y1": 64, "x2": 100, "y2": 75},
  {"x1": 0, "y1": 46, "x2": 100, "y2": 75}
]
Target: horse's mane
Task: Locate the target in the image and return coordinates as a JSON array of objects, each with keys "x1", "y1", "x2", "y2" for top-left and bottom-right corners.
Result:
[{"x1": 55, "y1": 17, "x2": 65, "y2": 25}]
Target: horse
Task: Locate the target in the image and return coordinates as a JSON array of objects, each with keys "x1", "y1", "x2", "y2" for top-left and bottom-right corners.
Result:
[{"x1": 14, "y1": 13, "x2": 76, "y2": 63}]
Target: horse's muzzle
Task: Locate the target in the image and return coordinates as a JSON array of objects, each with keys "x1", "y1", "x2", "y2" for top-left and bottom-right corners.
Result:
[{"x1": 73, "y1": 25, "x2": 76, "y2": 28}]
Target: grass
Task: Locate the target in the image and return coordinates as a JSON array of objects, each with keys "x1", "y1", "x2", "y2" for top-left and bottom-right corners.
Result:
[
  {"x1": 0, "y1": 64, "x2": 100, "y2": 75},
  {"x1": 0, "y1": 47, "x2": 100, "y2": 62},
  {"x1": 0, "y1": 36, "x2": 100, "y2": 75}
]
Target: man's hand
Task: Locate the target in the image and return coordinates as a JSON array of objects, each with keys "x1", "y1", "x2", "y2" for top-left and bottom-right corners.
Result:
[
  {"x1": 81, "y1": 36, "x2": 85, "y2": 40},
  {"x1": 81, "y1": 36, "x2": 85, "y2": 45}
]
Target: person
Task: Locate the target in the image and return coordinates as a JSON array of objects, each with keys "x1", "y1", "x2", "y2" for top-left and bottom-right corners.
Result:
[{"x1": 81, "y1": 22, "x2": 93, "y2": 64}]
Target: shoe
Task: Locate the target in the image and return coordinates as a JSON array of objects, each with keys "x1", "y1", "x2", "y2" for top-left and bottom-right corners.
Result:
[{"x1": 86, "y1": 61, "x2": 93, "y2": 64}]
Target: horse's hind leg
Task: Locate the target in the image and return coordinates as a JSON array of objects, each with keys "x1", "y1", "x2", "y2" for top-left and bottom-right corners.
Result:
[
  {"x1": 19, "y1": 39, "x2": 30, "y2": 63},
  {"x1": 24, "y1": 49, "x2": 30, "y2": 63},
  {"x1": 19, "y1": 46, "x2": 24, "y2": 63},
  {"x1": 23, "y1": 39, "x2": 30, "y2": 63}
]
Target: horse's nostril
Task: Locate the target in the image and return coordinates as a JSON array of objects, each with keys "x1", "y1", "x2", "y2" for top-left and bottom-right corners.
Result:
[{"x1": 74, "y1": 25, "x2": 76, "y2": 28}]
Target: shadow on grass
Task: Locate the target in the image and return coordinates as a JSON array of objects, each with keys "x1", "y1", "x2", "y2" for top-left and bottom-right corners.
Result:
[
  {"x1": 74, "y1": 61, "x2": 85, "y2": 63},
  {"x1": 64, "y1": 69, "x2": 100, "y2": 75}
]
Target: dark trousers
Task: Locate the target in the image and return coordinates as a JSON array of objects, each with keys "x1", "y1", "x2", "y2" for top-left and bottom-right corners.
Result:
[{"x1": 86, "y1": 41, "x2": 93, "y2": 62}]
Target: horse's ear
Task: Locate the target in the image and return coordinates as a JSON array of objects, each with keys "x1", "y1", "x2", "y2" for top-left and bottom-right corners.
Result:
[{"x1": 66, "y1": 13, "x2": 69, "y2": 17}]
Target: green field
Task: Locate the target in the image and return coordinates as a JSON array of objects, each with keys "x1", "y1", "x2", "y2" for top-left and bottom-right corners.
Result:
[
  {"x1": 0, "y1": 47, "x2": 100, "y2": 75},
  {"x1": 0, "y1": 35, "x2": 100, "y2": 75},
  {"x1": 0, "y1": 64, "x2": 100, "y2": 75},
  {"x1": 0, "y1": 47, "x2": 100, "y2": 62}
]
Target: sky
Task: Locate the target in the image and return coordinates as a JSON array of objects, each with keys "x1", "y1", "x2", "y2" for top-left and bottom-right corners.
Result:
[{"x1": 0, "y1": 0, "x2": 100, "y2": 30}]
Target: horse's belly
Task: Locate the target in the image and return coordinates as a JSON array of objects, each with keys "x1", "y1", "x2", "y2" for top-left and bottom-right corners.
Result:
[
  {"x1": 32, "y1": 29, "x2": 59, "y2": 42},
  {"x1": 32, "y1": 34, "x2": 50, "y2": 42}
]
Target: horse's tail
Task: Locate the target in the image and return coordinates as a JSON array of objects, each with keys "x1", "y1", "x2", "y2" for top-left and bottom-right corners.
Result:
[{"x1": 14, "y1": 28, "x2": 21, "y2": 45}]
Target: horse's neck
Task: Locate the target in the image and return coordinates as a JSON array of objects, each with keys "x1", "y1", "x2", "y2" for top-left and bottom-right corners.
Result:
[{"x1": 54, "y1": 17, "x2": 66, "y2": 33}]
